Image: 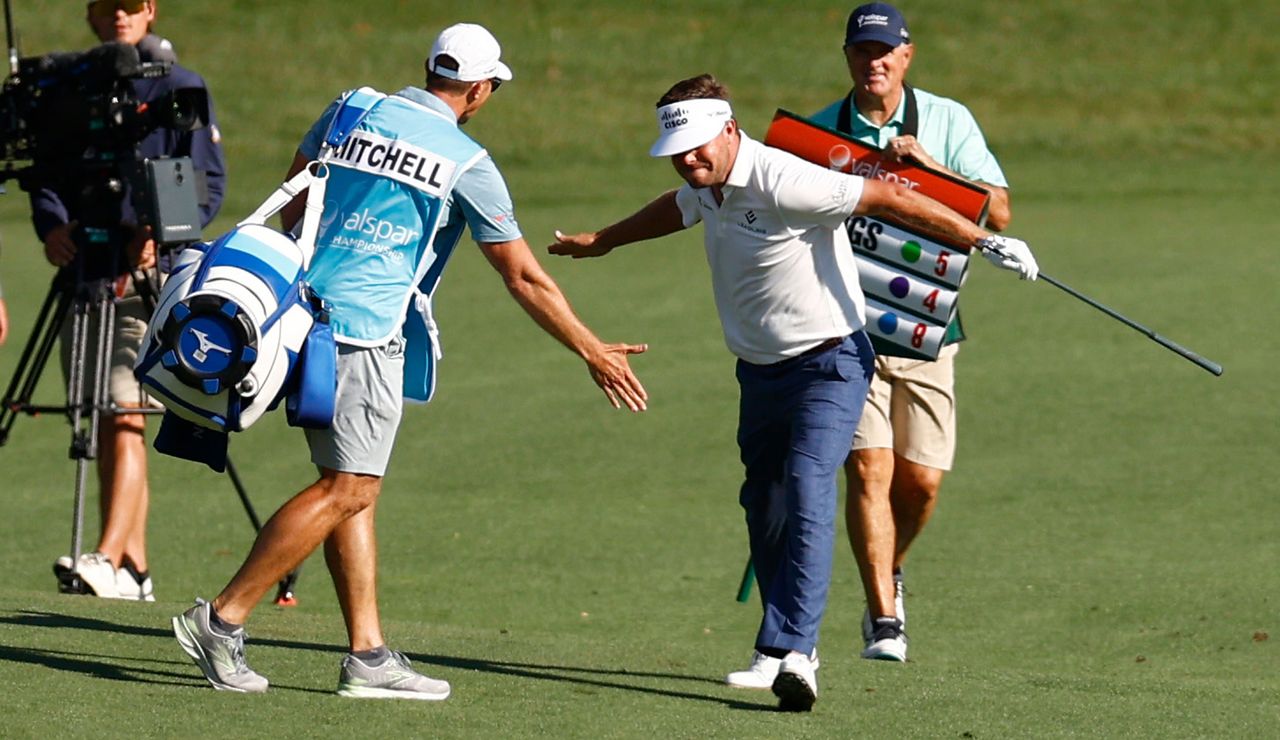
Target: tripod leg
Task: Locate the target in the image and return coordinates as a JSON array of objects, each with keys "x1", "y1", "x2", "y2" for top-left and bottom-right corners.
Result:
[
  {"x1": 224, "y1": 456, "x2": 301, "y2": 606},
  {"x1": 0, "y1": 277, "x2": 72, "y2": 443},
  {"x1": 56, "y1": 283, "x2": 101, "y2": 595},
  {"x1": 65, "y1": 286, "x2": 93, "y2": 568}
]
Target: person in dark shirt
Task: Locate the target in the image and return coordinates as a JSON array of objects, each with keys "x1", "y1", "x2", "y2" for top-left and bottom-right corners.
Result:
[{"x1": 39, "y1": 0, "x2": 225, "y2": 600}]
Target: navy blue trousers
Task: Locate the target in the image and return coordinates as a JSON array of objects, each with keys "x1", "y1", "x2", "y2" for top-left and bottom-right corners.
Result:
[{"x1": 736, "y1": 331, "x2": 874, "y2": 655}]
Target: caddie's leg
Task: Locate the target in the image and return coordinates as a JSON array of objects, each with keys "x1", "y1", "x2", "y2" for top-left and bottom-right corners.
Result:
[
  {"x1": 884, "y1": 346, "x2": 956, "y2": 571},
  {"x1": 214, "y1": 468, "x2": 381, "y2": 624},
  {"x1": 845, "y1": 448, "x2": 898, "y2": 620},
  {"x1": 95, "y1": 409, "x2": 150, "y2": 571},
  {"x1": 324, "y1": 499, "x2": 384, "y2": 652},
  {"x1": 889, "y1": 458, "x2": 944, "y2": 569},
  {"x1": 757, "y1": 335, "x2": 872, "y2": 655}
]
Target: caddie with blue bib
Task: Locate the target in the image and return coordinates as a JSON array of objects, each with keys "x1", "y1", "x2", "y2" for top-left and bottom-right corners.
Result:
[{"x1": 167, "y1": 23, "x2": 649, "y2": 699}]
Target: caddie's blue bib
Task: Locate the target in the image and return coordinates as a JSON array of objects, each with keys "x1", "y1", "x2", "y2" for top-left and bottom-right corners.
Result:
[{"x1": 304, "y1": 91, "x2": 486, "y2": 346}]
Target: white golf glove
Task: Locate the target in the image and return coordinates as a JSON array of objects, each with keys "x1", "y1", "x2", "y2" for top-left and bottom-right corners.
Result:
[{"x1": 978, "y1": 235, "x2": 1039, "y2": 281}]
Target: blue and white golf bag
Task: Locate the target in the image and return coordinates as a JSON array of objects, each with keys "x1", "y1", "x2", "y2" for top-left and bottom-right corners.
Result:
[
  {"x1": 135, "y1": 223, "x2": 331, "y2": 433},
  {"x1": 134, "y1": 90, "x2": 379, "y2": 470}
]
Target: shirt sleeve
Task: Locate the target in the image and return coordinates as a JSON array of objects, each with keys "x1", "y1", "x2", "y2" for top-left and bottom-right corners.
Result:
[
  {"x1": 942, "y1": 104, "x2": 1008, "y2": 188},
  {"x1": 452, "y1": 154, "x2": 522, "y2": 244},
  {"x1": 770, "y1": 151, "x2": 865, "y2": 230},
  {"x1": 674, "y1": 185, "x2": 703, "y2": 229},
  {"x1": 29, "y1": 187, "x2": 70, "y2": 243}
]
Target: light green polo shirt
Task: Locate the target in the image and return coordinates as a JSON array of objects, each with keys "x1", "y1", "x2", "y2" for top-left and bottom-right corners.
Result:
[{"x1": 812, "y1": 86, "x2": 1007, "y2": 344}]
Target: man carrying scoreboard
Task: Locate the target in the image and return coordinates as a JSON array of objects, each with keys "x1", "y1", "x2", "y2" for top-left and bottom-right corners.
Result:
[{"x1": 808, "y1": 2, "x2": 1019, "y2": 664}]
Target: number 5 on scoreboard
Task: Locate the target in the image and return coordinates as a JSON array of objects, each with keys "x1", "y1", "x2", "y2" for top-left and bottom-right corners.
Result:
[{"x1": 935, "y1": 251, "x2": 950, "y2": 277}]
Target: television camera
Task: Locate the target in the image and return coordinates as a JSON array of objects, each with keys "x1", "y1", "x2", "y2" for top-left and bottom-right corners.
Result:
[{"x1": 0, "y1": 39, "x2": 210, "y2": 271}]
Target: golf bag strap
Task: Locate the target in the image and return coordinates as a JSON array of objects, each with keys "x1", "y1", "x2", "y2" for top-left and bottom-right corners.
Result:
[
  {"x1": 233, "y1": 91, "x2": 383, "y2": 264},
  {"x1": 836, "y1": 82, "x2": 919, "y2": 139}
]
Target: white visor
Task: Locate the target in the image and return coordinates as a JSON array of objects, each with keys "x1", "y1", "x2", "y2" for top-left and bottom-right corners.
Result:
[{"x1": 649, "y1": 99, "x2": 734, "y2": 157}]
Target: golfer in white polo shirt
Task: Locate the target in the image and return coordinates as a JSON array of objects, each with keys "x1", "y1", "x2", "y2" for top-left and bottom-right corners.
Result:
[{"x1": 550, "y1": 73, "x2": 1036, "y2": 711}]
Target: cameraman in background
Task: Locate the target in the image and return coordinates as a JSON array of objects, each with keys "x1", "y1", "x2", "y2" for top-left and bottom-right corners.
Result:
[{"x1": 38, "y1": 0, "x2": 225, "y2": 599}]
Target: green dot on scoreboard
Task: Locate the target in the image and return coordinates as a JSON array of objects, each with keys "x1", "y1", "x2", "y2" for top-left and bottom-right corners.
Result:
[{"x1": 901, "y1": 241, "x2": 922, "y2": 263}]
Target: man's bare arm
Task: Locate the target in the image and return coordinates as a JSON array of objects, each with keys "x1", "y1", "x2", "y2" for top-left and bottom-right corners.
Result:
[
  {"x1": 548, "y1": 190, "x2": 686, "y2": 258},
  {"x1": 481, "y1": 237, "x2": 648, "y2": 411}
]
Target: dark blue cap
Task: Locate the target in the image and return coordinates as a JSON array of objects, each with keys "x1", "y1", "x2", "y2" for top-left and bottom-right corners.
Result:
[{"x1": 845, "y1": 3, "x2": 911, "y2": 47}]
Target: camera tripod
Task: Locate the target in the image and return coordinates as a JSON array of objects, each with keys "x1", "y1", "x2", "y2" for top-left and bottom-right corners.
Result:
[{"x1": 0, "y1": 256, "x2": 301, "y2": 605}]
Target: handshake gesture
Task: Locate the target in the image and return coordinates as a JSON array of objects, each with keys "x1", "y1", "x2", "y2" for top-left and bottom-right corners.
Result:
[{"x1": 977, "y1": 235, "x2": 1039, "y2": 281}]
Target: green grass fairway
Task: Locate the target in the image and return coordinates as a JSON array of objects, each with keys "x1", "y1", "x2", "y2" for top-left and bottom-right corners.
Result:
[{"x1": 0, "y1": 1, "x2": 1276, "y2": 736}]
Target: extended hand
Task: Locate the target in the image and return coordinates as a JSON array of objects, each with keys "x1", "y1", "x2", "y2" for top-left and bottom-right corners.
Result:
[
  {"x1": 978, "y1": 235, "x2": 1039, "y2": 281},
  {"x1": 587, "y1": 342, "x2": 649, "y2": 411},
  {"x1": 548, "y1": 230, "x2": 613, "y2": 259}
]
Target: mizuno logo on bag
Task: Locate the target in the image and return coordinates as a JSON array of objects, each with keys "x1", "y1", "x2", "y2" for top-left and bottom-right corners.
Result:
[{"x1": 189, "y1": 329, "x2": 233, "y2": 362}]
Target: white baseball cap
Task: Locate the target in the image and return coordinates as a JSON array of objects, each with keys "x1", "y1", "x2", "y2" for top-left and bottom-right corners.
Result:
[
  {"x1": 428, "y1": 23, "x2": 513, "y2": 82},
  {"x1": 649, "y1": 98, "x2": 734, "y2": 157}
]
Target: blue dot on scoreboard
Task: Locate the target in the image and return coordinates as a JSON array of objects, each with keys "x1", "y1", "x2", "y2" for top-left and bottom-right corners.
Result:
[
  {"x1": 889, "y1": 276, "x2": 910, "y2": 299},
  {"x1": 878, "y1": 312, "x2": 899, "y2": 335}
]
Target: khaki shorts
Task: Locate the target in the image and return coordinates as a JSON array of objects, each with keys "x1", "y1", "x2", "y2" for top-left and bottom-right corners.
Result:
[
  {"x1": 852, "y1": 343, "x2": 958, "y2": 470},
  {"x1": 58, "y1": 282, "x2": 162, "y2": 410}
]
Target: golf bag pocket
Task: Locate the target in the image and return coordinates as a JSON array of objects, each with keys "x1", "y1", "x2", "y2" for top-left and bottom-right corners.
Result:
[
  {"x1": 134, "y1": 223, "x2": 334, "y2": 433},
  {"x1": 286, "y1": 319, "x2": 336, "y2": 428}
]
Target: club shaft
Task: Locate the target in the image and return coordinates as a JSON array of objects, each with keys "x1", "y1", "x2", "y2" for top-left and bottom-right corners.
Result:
[{"x1": 1039, "y1": 273, "x2": 1223, "y2": 376}]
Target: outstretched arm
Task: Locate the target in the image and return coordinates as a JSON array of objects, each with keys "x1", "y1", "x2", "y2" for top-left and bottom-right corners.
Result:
[
  {"x1": 548, "y1": 190, "x2": 686, "y2": 258},
  {"x1": 857, "y1": 179, "x2": 1036, "y2": 280},
  {"x1": 480, "y1": 237, "x2": 649, "y2": 411}
]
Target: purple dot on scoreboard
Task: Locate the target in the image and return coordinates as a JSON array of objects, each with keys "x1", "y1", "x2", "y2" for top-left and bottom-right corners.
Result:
[
  {"x1": 889, "y1": 276, "x2": 910, "y2": 299},
  {"x1": 877, "y1": 313, "x2": 899, "y2": 335}
]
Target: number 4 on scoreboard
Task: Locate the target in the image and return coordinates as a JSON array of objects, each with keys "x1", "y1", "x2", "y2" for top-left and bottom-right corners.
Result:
[{"x1": 922, "y1": 289, "x2": 939, "y2": 313}]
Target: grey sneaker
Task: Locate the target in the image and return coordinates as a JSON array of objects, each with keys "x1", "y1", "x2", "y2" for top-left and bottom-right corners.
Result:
[
  {"x1": 172, "y1": 599, "x2": 268, "y2": 693},
  {"x1": 336, "y1": 650, "x2": 450, "y2": 701}
]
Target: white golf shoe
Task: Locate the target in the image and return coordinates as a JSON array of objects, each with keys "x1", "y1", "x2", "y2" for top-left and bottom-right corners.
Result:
[
  {"x1": 726, "y1": 649, "x2": 819, "y2": 689},
  {"x1": 772, "y1": 651, "x2": 818, "y2": 711},
  {"x1": 74, "y1": 552, "x2": 120, "y2": 598},
  {"x1": 115, "y1": 567, "x2": 156, "y2": 602}
]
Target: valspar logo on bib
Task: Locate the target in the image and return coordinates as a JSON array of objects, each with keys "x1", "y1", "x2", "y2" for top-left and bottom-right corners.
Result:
[
  {"x1": 342, "y1": 209, "x2": 420, "y2": 246},
  {"x1": 324, "y1": 207, "x2": 419, "y2": 261}
]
